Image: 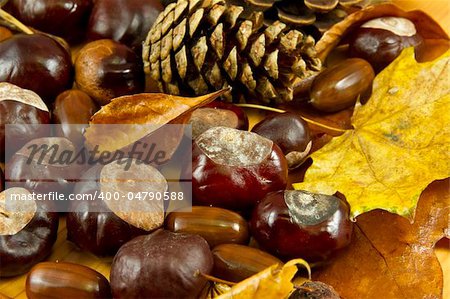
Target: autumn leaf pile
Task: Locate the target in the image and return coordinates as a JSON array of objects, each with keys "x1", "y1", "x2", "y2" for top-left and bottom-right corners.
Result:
[
  {"x1": 85, "y1": 47, "x2": 450, "y2": 299},
  {"x1": 207, "y1": 47, "x2": 450, "y2": 299},
  {"x1": 294, "y1": 48, "x2": 450, "y2": 220}
]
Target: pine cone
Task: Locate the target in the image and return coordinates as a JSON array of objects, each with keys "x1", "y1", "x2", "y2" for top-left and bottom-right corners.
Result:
[
  {"x1": 143, "y1": 0, "x2": 322, "y2": 103},
  {"x1": 243, "y1": 0, "x2": 385, "y2": 33},
  {"x1": 160, "y1": 0, "x2": 387, "y2": 35}
]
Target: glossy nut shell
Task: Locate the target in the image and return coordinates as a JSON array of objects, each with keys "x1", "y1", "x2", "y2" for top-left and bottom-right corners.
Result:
[
  {"x1": 212, "y1": 244, "x2": 282, "y2": 282},
  {"x1": 310, "y1": 58, "x2": 375, "y2": 113},
  {"x1": 165, "y1": 206, "x2": 249, "y2": 248},
  {"x1": 26, "y1": 262, "x2": 112, "y2": 299},
  {"x1": 52, "y1": 89, "x2": 99, "y2": 145},
  {"x1": 74, "y1": 39, "x2": 145, "y2": 105},
  {"x1": 0, "y1": 202, "x2": 59, "y2": 277}
]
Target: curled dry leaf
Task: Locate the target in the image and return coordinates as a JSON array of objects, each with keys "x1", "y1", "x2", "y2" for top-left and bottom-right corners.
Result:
[
  {"x1": 84, "y1": 89, "x2": 229, "y2": 154},
  {"x1": 314, "y1": 178, "x2": 450, "y2": 299},
  {"x1": 294, "y1": 48, "x2": 450, "y2": 219},
  {"x1": 316, "y1": 4, "x2": 450, "y2": 62},
  {"x1": 216, "y1": 259, "x2": 311, "y2": 299}
]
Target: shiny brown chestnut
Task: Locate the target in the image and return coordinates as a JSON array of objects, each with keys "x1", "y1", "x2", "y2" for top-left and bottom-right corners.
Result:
[
  {"x1": 87, "y1": 0, "x2": 163, "y2": 51},
  {"x1": 251, "y1": 112, "x2": 312, "y2": 169},
  {"x1": 189, "y1": 101, "x2": 249, "y2": 139},
  {"x1": 0, "y1": 188, "x2": 59, "y2": 277},
  {"x1": 75, "y1": 39, "x2": 145, "y2": 105},
  {"x1": 26, "y1": 262, "x2": 112, "y2": 299},
  {"x1": 189, "y1": 127, "x2": 288, "y2": 211},
  {"x1": 250, "y1": 190, "x2": 353, "y2": 262},
  {"x1": 52, "y1": 89, "x2": 99, "y2": 145},
  {"x1": 66, "y1": 160, "x2": 165, "y2": 256},
  {"x1": 212, "y1": 244, "x2": 282, "y2": 282},
  {"x1": 309, "y1": 58, "x2": 375, "y2": 112},
  {"x1": 110, "y1": 229, "x2": 213, "y2": 298},
  {"x1": 5, "y1": 137, "x2": 86, "y2": 196},
  {"x1": 349, "y1": 17, "x2": 423, "y2": 72},
  {"x1": 4, "y1": 0, "x2": 93, "y2": 43},
  {"x1": 0, "y1": 34, "x2": 73, "y2": 105},
  {"x1": 0, "y1": 83, "x2": 50, "y2": 161},
  {"x1": 165, "y1": 206, "x2": 249, "y2": 248}
]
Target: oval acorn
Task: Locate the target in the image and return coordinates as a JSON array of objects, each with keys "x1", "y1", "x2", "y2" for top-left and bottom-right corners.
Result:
[
  {"x1": 165, "y1": 206, "x2": 249, "y2": 247},
  {"x1": 26, "y1": 262, "x2": 112, "y2": 299},
  {"x1": 212, "y1": 244, "x2": 282, "y2": 282},
  {"x1": 309, "y1": 58, "x2": 375, "y2": 112}
]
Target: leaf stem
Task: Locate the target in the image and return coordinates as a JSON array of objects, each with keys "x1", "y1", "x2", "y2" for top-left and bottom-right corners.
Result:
[
  {"x1": 200, "y1": 273, "x2": 236, "y2": 286},
  {"x1": 236, "y1": 103, "x2": 348, "y2": 134},
  {"x1": 0, "y1": 8, "x2": 33, "y2": 34}
]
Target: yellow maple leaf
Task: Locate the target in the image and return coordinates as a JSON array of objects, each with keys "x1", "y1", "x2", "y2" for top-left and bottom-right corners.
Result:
[
  {"x1": 294, "y1": 48, "x2": 450, "y2": 220},
  {"x1": 216, "y1": 259, "x2": 310, "y2": 299}
]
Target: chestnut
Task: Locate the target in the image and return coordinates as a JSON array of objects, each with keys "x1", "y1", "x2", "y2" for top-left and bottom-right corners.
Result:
[
  {"x1": 75, "y1": 39, "x2": 145, "y2": 105},
  {"x1": 4, "y1": 0, "x2": 93, "y2": 43},
  {"x1": 0, "y1": 34, "x2": 73, "y2": 105},
  {"x1": 189, "y1": 101, "x2": 249, "y2": 139},
  {"x1": 250, "y1": 190, "x2": 353, "y2": 262},
  {"x1": 52, "y1": 89, "x2": 99, "y2": 145},
  {"x1": 251, "y1": 112, "x2": 312, "y2": 169},
  {"x1": 212, "y1": 244, "x2": 282, "y2": 282},
  {"x1": 348, "y1": 17, "x2": 423, "y2": 71},
  {"x1": 26, "y1": 262, "x2": 112, "y2": 299},
  {"x1": 165, "y1": 206, "x2": 249, "y2": 248},
  {"x1": 0, "y1": 83, "x2": 50, "y2": 161},
  {"x1": 309, "y1": 58, "x2": 375, "y2": 112},
  {"x1": 5, "y1": 137, "x2": 86, "y2": 198},
  {"x1": 110, "y1": 229, "x2": 213, "y2": 298},
  {"x1": 67, "y1": 159, "x2": 166, "y2": 256},
  {"x1": 87, "y1": 0, "x2": 163, "y2": 51},
  {"x1": 0, "y1": 188, "x2": 59, "y2": 277},
  {"x1": 189, "y1": 127, "x2": 288, "y2": 211}
]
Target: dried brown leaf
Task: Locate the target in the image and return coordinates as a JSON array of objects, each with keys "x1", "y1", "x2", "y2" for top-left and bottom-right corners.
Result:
[
  {"x1": 84, "y1": 89, "x2": 228, "y2": 153},
  {"x1": 316, "y1": 4, "x2": 449, "y2": 62},
  {"x1": 314, "y1": 178, "x2": 450, "y2": 299}
]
